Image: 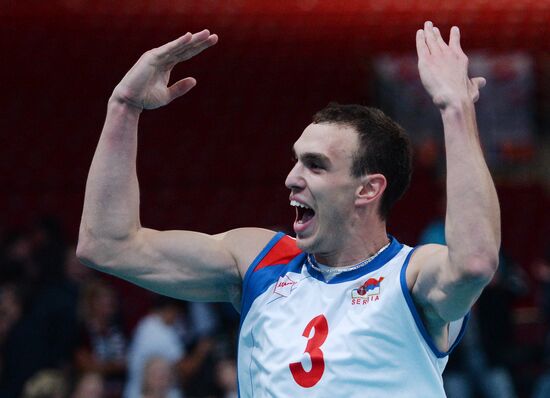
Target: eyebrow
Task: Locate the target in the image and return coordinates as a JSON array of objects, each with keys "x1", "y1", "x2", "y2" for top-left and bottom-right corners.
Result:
[{"x1": 292, "y1": 147, "x2": 332, "y2": 167}]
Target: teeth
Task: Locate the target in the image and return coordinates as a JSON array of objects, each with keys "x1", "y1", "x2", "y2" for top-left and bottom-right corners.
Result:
[{"x1": 290, "y1": 200, "x2": 311, "y2": 209}]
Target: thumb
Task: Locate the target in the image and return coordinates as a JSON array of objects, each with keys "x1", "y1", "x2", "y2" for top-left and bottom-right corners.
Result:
[
  {"x1": 472, "y1": 77, "x2": 486, "y2": 90},
  {"x1": 470, "y1": 77, "x2": 486, "y2": 103},
  {"x1": 168, "y1": 77, "x2": 197, "y2": 102}
]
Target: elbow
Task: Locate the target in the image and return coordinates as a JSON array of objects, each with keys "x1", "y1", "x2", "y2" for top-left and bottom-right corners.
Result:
[
  {"x1": 76, "y1": 231, "x2": 102, "y2": 269},
  {"x1": 76, "y1": 228, "x2": 121, "y2": 270},
  {"x1": 77, "y1": 226, "x2": 137, "y2": 272},
  {"x1": 461, "y1": 249, "x2": 500, "y2": 284}
]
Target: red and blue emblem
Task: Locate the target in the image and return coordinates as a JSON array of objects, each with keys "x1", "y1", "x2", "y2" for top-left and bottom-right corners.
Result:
[{"x1": 351, "y1": 276, "x2": 384, "y2": 299}]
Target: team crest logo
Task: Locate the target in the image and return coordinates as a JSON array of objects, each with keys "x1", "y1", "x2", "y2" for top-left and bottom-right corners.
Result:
[
  {"x1": 273, "y1": 275, "x2": 298, "y2": 297},
  {"x1": 351, "y1": 277, "x2": 384, "y2": 305}
]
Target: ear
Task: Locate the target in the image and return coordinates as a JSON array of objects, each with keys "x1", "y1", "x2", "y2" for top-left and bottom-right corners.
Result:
[{"x1": 355, "y1": 173, "x2": 387, "y2": 207}]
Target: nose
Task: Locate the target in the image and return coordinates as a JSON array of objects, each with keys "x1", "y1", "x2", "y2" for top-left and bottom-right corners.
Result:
[{"x1": 285, "y1": 162, "x2": 305, "y2": 191}]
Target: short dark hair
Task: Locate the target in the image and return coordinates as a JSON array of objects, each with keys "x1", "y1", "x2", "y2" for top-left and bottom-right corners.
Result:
[{"x1": 312, "y1": 103, "x2": 412, "y2": 220}]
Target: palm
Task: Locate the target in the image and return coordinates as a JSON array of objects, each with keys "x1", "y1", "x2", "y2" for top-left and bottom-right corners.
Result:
[
  {"x1": 119, "y1": 61, "x2": 173, "y2": 109},
  {"x1": 112, "y1": 30, "x2": 218, "y2": 110}
]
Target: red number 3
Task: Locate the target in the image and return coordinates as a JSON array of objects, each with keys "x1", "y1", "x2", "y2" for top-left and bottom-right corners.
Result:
[{"x1": 289, "y1": 314, "x2": 329, "y2": 388}]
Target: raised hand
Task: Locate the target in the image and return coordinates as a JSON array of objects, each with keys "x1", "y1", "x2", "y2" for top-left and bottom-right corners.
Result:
[
  {"x1": 416, "y1": 21, "x2": 485, "y2": 110},
  {"x1": 111, "y1": 30, "x2": 218, "y2": 110}
]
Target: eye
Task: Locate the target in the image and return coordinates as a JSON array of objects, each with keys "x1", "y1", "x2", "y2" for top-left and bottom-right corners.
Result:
[
  {"x1": 310, "y1": 162, "x2": 321, "y2": 169},
  {"x1": 306, "y1": 161, "x2": 324, "y2": 171}
]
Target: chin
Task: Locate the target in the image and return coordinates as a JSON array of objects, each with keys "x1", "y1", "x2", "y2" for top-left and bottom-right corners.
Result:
[{"x1": 294, "y1": 233, "x2": 319, "y2": 254}]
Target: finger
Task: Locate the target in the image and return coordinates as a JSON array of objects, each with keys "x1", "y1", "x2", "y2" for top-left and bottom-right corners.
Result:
[
  {"x1": 176, "y1": 29, "x2": 211, "y2": 51},
  {"x1": 423, "y1": 21, "x2": 441, "y2": 53},
  {"x1": 157, "y1": 32, "x2": 193, "y2": 54},
  {"x1": 472, "y1": 77, "x2": 486, "y2": 90},
  {"x1": 168, "y1": 77, "x2": 197, "y2": 102},
  {"x1": 416, "y1": 29, "x2": 430, "y2": 58},
  {"x1": 173, "y1": 34, "x2": 218, "y2": 61},
  {"x1": 162, "y1": 30, "x2": 211, "y2": 59},
  {"x1": 173, "y1": 33, "x2": 217, "y2": 55},
  {"x1": 449, "y1": 26, "x2": 463, "y2": 54}
]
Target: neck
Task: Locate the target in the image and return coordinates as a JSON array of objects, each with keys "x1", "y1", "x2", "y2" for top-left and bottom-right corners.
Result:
[{"x1": 314, "y1": 224, "x2": 390, "y2": 267}]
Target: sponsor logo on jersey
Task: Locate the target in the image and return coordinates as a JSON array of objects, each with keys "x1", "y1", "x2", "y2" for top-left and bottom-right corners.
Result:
[
  {"x1": 273, "y1": 274, "x2": 298, "y2": 297},
  {"x1": 351, "y1": 276, "x2": 384, "y2": 305}
]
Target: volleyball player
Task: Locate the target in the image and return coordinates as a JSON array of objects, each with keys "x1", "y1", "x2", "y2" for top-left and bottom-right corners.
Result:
[{"x1": 78, "y1": 21, "x2": 499, "y2": 396}]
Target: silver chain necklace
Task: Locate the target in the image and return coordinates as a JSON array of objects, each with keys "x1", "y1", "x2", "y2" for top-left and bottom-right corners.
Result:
[{"x1": 307, "y1": 241, "x2": 390, "y2": 275}]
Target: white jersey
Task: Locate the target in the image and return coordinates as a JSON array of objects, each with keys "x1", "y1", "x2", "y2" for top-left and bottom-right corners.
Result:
[{"x1": 238, "y1": 233, "x2": 467, "y2": 398}]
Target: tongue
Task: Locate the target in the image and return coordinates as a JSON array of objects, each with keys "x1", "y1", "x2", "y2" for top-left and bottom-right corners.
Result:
[{"x1": 300, "y1": 208, "x2": 315, "y2": 223}]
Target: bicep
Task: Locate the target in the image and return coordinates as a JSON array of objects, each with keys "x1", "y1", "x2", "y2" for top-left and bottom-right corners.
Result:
[{"x1": 408, "y1": 244, "x2": 490, "y2": 323}]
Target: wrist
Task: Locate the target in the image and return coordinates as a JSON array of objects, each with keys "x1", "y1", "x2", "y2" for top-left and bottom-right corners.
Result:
[
  {"x1": 108, "y1": 95, "x2": 144, "y2": 114},
  {"x1": 440, "y1": 98, "x2": 479, "y2": 143},
  {"x1": 439, "y1": 97, "x2": 475, "y2": 117}
]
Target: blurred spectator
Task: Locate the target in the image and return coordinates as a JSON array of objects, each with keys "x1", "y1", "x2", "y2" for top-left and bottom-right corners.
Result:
[
  {"x1": 179, "y1": 302, "x2": 220, "y2": 398},
  {"x1": 0, "y1": 220, "x2": 78, "y2": 398},
  {"x1": 531, "y1": 247, "x2": 550, "y2": 398},
  {"x1": 70, "y1": 371, "x2": 105, "y2": 398},
  {"x1": 29, "y1": 216, "x2": 67, "y2": 285},
  {"x1": 444, "y1": 311, "x2": 518, "y2": 398},
  {"x1": 179, "y1": 337, "x2": 216, "y2": 398},
  {"x1": 0, "y1": 283, "x2": 23, "y2": 381},
  {"x1": 0, "y1": 283, "x2": 23, "y2": 345},
  {"x1": 532, "y1": 247, "x2": 550, "y2": 322},
  {"x1": 477, "y1": 253, "x2": 528, "y2": 368},
  {"x1": 417, "y1": 192, "x2": 445, "y2": 246},
  {"x1": 141, "y1": 357, "x2": 176, "y2": 398},
  {"x1": 21, "y1": 369, "x2": 68, "y2": 398},
  {"x1": 125, "y1": 297, "x2": 224, "y2": 398},
  {"x1": 75, "y1": 278, "x2": 127, "y2": 398},
  {"x1": 215, "y1": 358, "x2": 238, "y2": 398},
  {"x1": 0, "y1": 229, "x2": 35, "y2": 285},
  {"x1": 124, "y1": 296, "x2": 186, "y2": 398}
]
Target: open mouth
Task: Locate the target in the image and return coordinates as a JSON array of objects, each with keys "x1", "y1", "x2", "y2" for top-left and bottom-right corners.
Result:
[{"x1": 290, "y1": 200, "x2": 316, "y2": 234}]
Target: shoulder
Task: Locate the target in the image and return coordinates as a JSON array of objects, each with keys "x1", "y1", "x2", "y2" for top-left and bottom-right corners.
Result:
[{"x1": 214, "y1": 228, "x2": 279, "y2": 278}]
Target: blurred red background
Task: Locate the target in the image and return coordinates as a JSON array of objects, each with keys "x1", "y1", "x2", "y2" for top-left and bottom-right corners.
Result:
[{"x1": 1, "y1": 0, "x2": 548, "y2": 285}]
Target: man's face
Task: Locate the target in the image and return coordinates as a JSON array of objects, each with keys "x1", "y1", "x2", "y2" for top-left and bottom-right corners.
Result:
[{"x1": 285, "y1": 123, "x2": 362, "y2": 255}]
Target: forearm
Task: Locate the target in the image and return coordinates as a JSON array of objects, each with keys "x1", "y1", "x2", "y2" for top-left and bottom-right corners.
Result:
[
  {"x1": 79, "y1": 98, "x2": 142, "y2": 252},
  {"x1": 442, "y1": 99, "x2": 500, "y2": 273}
]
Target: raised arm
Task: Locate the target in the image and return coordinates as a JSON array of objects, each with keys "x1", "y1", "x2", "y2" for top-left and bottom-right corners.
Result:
[
  {"x1": 77, "y1": 31, "x2": 275, "y2": 308},
  {"x1": 407, "y1": 22, "x2": 500, "y2": 335}
]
